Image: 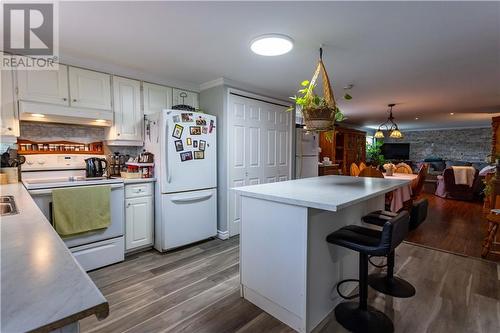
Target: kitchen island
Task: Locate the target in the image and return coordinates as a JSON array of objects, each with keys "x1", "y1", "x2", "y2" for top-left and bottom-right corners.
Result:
[
  {"x1": 0, "y1": 183, "x2": 109, "y2": 332},
  {"x1": 234, "y1": 175, "x2": 410, "y2": 333}
]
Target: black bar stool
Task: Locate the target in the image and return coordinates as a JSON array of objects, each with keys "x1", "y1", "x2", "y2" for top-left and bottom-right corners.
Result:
[
  {"x1": 326, "y1": 211, "x2": 410, "y2": 333},
  {"x1": 362, "y1": 210, "x2": 416, "y2": 298}
]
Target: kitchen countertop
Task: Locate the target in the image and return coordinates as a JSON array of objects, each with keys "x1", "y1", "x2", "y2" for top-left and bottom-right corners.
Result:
[
  {"x1": 0, "y1": 183, "x2": 108, "y2": 332},
  {"x1": 233, "y1": 175, "x2": 410, "y2": 212},
  {"x1": 112, "y1": 177, "x2": 156, "y2": 184}
]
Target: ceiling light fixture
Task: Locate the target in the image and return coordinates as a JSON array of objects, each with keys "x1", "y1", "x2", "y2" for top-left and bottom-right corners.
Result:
[
  {"x1": 374, "y1": 104, "x2": 403, "y2": 139},
  {"x1": 250, "y1": 34, "x2": 294, "y2": 56}
]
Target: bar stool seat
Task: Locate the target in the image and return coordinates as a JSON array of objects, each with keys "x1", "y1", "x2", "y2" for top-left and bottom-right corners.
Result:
[
  {"x1": 326, "y1": 225, "x2": 384, "y2": 255},
  {"x1": 362, "y1": 210, "x2": 416, "y2": 298},
  {"x1": 326, "y1": 211, "x2": 409, "y2": 333}
]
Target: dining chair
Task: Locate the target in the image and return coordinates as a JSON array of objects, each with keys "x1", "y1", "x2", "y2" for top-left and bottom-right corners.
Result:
[
  {"x1": 358, "y1": 167, "x2": 384, "y2": 178},
  {"x1": 395, "y1": 163, "x2": 412, "y2": 174},
  {"x1": 482, "y1": 178, "x2": 500, "y2": 258},
  {"x1": 350, "y1": 163, "x2": 360, "y2": 177},
  {"x1": 411, "y1": 163, "x2": 428, "y2": 199},
  {"x1": 359, "y1": 162, "x2": 367, "y2": 172}
]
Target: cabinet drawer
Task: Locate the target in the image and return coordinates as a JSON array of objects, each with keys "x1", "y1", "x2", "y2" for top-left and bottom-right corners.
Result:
[
  {"x1": 125, "y1": 183, "x2": 153, "y2": 198},
  {"x1": 70, "y1": 237, "x2": 124, "y2": 272}
]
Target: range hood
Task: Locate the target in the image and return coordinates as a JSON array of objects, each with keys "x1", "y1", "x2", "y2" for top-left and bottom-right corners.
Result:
[{"x1": 19, "y1": 101, "x2": 113, "y2": 127}]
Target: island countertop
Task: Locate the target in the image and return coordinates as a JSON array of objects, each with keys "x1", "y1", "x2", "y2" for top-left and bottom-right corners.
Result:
[
  {"x1": 0, "y1": 183, "x2": 108, "y2": 333},
  {"x1": 233, "y1": 175, "x2": 410, "y2": 212}
]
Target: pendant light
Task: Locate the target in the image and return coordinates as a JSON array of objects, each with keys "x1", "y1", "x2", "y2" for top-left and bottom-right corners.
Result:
[{"x1": 374, "y1": 104, "x2": 403, "y2": 139}]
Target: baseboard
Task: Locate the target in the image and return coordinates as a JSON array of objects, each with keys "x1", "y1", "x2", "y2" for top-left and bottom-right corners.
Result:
[{"x1": 217, "y1": 230, "x2": 230, "y2": 240}]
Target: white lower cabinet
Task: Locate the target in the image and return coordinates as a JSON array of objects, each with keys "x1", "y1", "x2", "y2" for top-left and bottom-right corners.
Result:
[{"x1": 125, "y1": 183, "x2": 154, "y2": 251}]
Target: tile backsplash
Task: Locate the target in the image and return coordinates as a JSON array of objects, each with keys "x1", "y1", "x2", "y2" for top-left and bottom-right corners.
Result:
[
  {"x1": 20, "y1": 122, "x2": 105, "y2": 143},
  {"x1": 19, "y1": 121, "x2": 141, "y2": 157}
]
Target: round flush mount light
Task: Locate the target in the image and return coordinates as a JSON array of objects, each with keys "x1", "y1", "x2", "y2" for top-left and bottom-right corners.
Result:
[{"x1": 250, "y1": 34, "x2": 294, "y2": 56}]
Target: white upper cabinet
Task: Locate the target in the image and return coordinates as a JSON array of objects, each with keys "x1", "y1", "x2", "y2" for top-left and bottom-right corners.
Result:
[
  {"x1": 143, "y1": 82, "x2": 172, "y2": 115},
  {"x1": 1, "y1": 68, "x2": 20, "y2": 137},
  {"x1": 17, "y1": 64, "x2": 69, "y2": 105},
  {"x1": 68, "y1": 67, "x2": 112, "y2": 110},
  {"x1": 172, "y1": 88, "x2": 199, "y2": 109},
  {"x1": 111, "y1": 76, "x2": 142, "y2": 141}
]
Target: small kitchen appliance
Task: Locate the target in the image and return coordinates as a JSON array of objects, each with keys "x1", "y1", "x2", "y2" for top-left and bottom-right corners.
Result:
[{"x1": 85, "y1": 157, "x2": 108, "y2": 178}]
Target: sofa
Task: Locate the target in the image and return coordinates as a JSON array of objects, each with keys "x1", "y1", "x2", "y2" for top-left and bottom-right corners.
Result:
[{"x1": 435, "y1": 167, "x2": 481, "y2": 201}]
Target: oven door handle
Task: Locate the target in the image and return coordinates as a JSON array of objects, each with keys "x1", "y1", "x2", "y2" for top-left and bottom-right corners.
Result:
[{"x1": 28, "y1": 183, "x2": 124, "y2": 195}]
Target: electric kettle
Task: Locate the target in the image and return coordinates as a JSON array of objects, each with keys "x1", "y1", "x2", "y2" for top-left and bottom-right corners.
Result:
[{"x1": 85, "y1": 158, "x2": 108, "y2": 178}]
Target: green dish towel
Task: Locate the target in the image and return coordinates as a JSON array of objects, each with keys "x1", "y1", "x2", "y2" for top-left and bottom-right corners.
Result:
[{"x1": 52, "y1": 185, "x2": 111, "y2": 237}]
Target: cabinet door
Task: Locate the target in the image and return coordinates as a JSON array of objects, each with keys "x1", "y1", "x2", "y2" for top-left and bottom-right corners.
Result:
[
  {"x1": 143, "y1": 82, "x2": 172, "y2": 115},
  {"x1": 0, "y1": 68, "x2": 20, "y2": 137},
  {"x1": 17, "y1": 64, "x2": 69, "y2": 105},
  {"x1": 172, "y1": 88, "x2": 198, "y2": 109},
  {"x1": 112, "y1": 76, "x2": 143, "y2": 141},
  {"x1": 69, "y1": 67, "x2": 111, "y2": 110},
  {"x1": 125, "y1": 196, "x2": 153, "y2": 250}
]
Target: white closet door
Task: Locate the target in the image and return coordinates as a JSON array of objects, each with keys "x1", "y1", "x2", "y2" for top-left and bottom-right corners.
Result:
[{"x1": 228, "y1": 94, "x2": 291, "y2": 236}]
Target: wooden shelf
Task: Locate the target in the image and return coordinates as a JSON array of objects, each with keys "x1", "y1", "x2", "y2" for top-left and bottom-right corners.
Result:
[
  {"x1": 18, "y1": 139, "x2": 104, "y2": 155},
  {"x1": 20, "y1": 150, "x2": 104, "y2": 155}
]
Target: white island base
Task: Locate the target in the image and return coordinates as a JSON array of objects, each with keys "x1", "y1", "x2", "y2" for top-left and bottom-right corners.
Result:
[{"x1": 236, "y1": 176, "x2": 409, "y2": 333}]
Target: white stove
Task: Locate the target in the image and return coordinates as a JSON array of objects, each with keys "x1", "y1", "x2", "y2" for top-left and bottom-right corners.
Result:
[
  {"x1": 23, "y1": 176, "x2": 122, "y2": 190},
  {"x1": 21, "y1": 153, "x2": 125, "y2": 271}
]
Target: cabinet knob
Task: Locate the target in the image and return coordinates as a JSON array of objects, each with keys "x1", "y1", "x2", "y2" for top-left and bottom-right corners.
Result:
[
  {"x1": 73, "y1": 99, "x2": 77, "y2": 102},
  {"x1": 63, "y1": 98, "x2": 67, "y2": 101},
  {"x1": 7, "y1": 127, "x2": 12, "y2": 131},
  {"x1": 117, "y1": 133, "x2": 121, "y2": 136},
  {"x1": 127, "y1": 203, "x2": 131, "y2": 207}
]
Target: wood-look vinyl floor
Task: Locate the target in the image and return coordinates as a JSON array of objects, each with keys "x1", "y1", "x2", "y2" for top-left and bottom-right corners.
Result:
[
  {"x1": 81, "y1": 237, "x2": 500, "y2": 333},
  {"x1": 406, "y1": 193, "x2": 500, "y2": 262}
]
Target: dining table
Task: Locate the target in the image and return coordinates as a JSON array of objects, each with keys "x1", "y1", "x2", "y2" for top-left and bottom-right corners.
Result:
[{"x1": 383, "y1": 172, "x2": 418, "y2": 212}]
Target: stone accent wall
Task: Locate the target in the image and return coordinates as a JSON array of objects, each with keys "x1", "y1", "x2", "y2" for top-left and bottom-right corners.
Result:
[{"x1": 383, "y1": 127, "x2": 490, "y2": 162}]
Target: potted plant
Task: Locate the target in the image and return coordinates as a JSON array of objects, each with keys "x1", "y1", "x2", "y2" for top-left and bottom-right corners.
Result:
[
  {"x1": 366, "y1": 141, "x2": 385, "y2": 168},
  {"x1": 287, "y1": 49, "x2": 350, "y2": 134},
  {"x1": 289, "y1": 80, "x2": 348, "y2": 131}
]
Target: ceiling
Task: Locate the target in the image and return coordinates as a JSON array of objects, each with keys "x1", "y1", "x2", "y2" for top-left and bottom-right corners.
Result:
[{"x1": 58, "y1": 1, "x2": 500, "y2": 130}]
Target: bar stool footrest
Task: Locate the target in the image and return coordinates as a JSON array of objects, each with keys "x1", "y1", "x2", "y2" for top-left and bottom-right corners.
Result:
[
  {"x1": 335, "y1": 301, "x2": 394, "y2": 333},
  {"x1": 368, "y1": 273, "x2": 416, "y2": 298}
]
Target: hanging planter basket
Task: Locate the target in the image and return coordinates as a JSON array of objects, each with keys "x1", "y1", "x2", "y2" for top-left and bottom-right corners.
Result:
[{"x1": 301, "y1": 56, "x2": 338, "y2": 132}]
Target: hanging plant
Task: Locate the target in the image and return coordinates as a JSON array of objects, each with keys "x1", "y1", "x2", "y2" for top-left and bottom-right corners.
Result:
[{"x1": 287, "y1": 48, "x2": 351, "y2": 138}]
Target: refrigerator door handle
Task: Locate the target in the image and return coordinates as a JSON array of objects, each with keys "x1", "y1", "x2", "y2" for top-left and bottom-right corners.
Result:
[
  {"x1": 166, "y1": 120, "x2": 172, "y2": 183},
  {"x1": 170, "y1": 193, "x2": 213, "y2": 203}
]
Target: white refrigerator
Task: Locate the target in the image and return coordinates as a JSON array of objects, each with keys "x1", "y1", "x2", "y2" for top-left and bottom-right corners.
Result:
[
  {"x1": 145, "y1": 109, "x2": 217, "y2": 251},
  {"x1": 295, "y1": 128, "x2": 319, "y2": 179}
]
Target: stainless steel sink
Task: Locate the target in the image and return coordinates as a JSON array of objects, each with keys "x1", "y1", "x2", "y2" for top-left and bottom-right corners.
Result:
[{"x1": 0, "y1": 196, "x2": 18, "y2": 216}]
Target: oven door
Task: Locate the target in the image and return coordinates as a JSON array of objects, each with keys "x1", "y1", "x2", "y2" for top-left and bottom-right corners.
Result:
[{"x1": 28, "y1": 183, "x2": 124, "y2": 248}]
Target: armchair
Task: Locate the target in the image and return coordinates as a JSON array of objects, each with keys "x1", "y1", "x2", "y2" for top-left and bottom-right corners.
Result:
[{"x1": 435, "y1": 167, "x2": 480, "y2": 201}]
